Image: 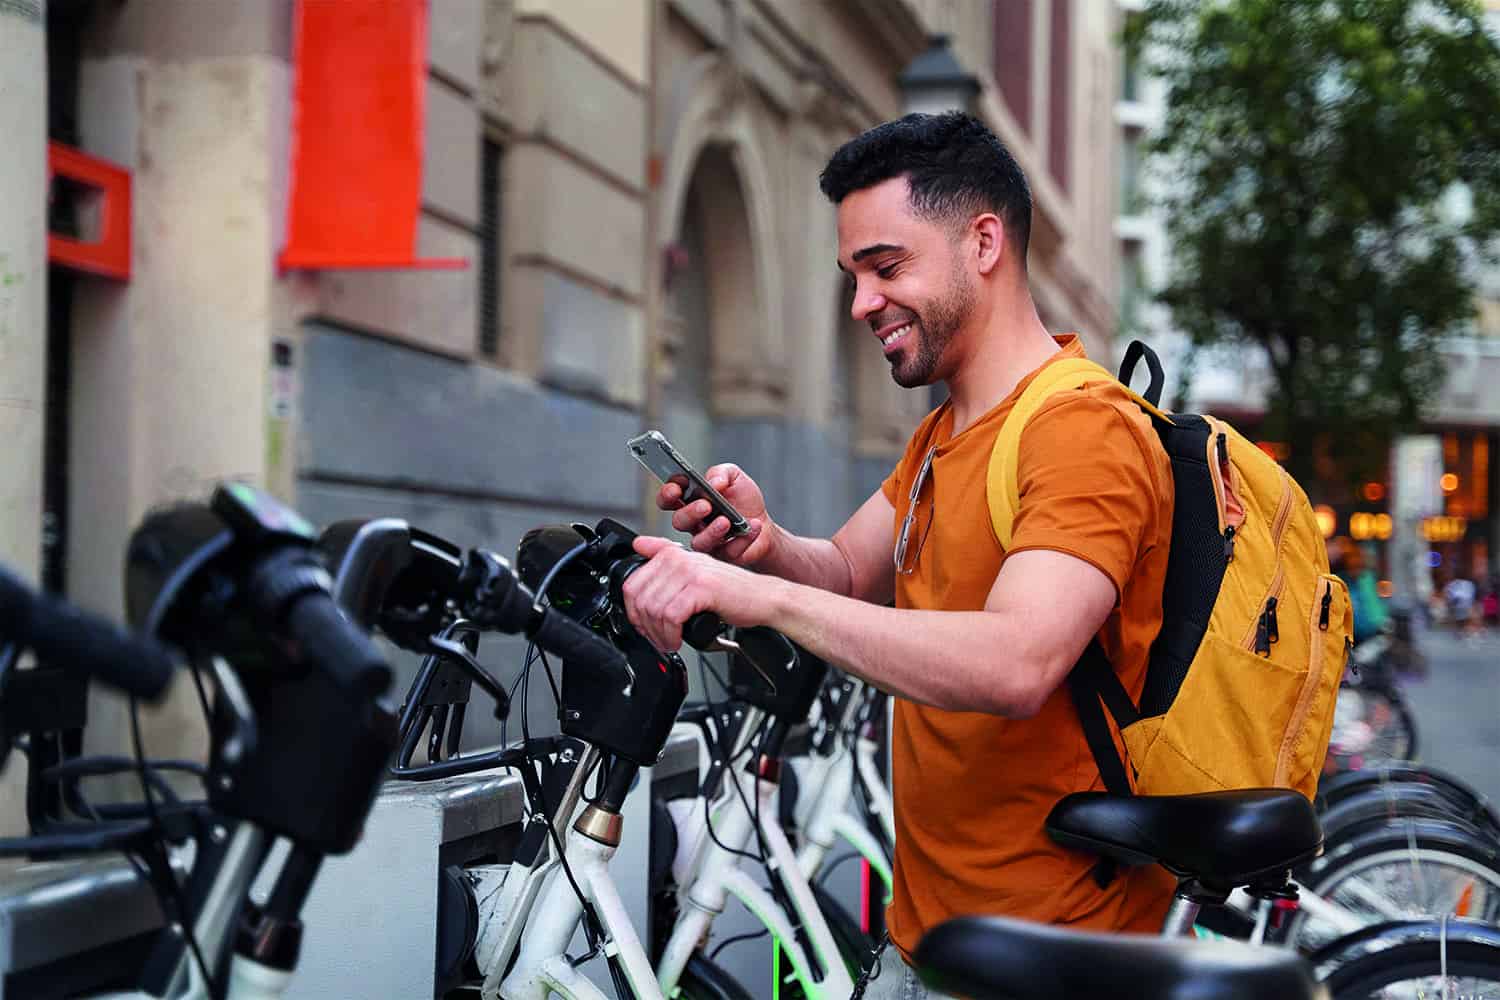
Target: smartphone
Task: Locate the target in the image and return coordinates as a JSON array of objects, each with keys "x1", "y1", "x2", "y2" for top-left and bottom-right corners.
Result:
[{"x1": 627, "y1": 430, "x2": 750, "y2": 538}]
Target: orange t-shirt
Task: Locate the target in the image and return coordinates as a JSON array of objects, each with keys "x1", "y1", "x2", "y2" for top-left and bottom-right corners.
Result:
[{"x1": 880, "y1": 335, "x2": 1177, "y2": 958}]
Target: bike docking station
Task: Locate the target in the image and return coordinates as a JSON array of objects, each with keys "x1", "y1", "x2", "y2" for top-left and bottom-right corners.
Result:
[
  {"x1": 267, "y1": 727, "x2": 700, "y2": 1000},
  {"x1": 255, "y1": 517, "x2": 702, "y2": 999}
]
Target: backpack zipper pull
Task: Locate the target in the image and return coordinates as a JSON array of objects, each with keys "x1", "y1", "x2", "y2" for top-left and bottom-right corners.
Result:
[
  {"x1": 1217, "y1": 433, "x2": 1236, "y2": 562},
  {"x1": 1319, "y1": 585, "x2": 1332, "y2": 631},
  {"x1": 1266, "y1": 597, "x2": 1279, "y2": 645},
  {"x1": 1255, "y1": 610, "x2": 1272, "y2": 657}
]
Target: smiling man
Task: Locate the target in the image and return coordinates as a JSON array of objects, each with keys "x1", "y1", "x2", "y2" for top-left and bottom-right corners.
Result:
[{"x1": 621, "y1": 112, "x2": 1176, "y2": 996}]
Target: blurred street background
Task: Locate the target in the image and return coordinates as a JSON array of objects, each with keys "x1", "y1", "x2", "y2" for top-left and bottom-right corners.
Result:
[
  {"x1": 4, "y1": 0, "x2": 1500, "y2": 841},
  {"x1": 1407, "y1": 629, "x2": 1500, "y2": 806}
]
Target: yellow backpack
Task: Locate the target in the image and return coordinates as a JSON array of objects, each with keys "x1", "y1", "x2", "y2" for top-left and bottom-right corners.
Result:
[{"x1": 987, "y1": 341, "x2": 1353, "y2": 801}]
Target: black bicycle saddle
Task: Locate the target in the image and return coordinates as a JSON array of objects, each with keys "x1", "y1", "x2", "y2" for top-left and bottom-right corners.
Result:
[{"x1": 1046, "y1": 789, "x2": 1322, "y2": 889}]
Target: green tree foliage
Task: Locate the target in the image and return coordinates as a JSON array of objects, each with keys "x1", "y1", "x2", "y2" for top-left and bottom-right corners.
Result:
[{"x1": 1133, "y1": 0, "x2": 1500, "y2": 485}]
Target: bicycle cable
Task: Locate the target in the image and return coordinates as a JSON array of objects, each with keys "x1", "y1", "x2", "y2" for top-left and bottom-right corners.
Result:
[
  {"x1": 816, "y1": 851, "x2": 864, "y2": 888},
  {"x1": 130, "y1": 692, "x2": 214, "y2": 994},
  {"x1": 709, "y1": 926, "x2": 770, "y2": 960},
  {"x1": 696, "y1": 652, "x2": 763, "y2": 865}
]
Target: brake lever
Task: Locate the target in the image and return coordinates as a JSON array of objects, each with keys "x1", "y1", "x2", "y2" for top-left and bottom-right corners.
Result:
[
  {"x1": 426, "y1": 632, "x2": 512, "y2": 718},
  {"x1": 702, "y1": 633, "x2": 779, "y2": 695}
]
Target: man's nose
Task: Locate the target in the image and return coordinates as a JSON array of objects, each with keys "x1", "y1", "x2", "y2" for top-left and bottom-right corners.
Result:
[{"x1": 850, "y1": 284, "x2": 886, "y2": 322}]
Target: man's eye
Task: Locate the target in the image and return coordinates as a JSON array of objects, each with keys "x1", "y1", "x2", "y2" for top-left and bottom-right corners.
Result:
[{"x1": 876, "y1": 265, "x2": 898, "y2": 280}]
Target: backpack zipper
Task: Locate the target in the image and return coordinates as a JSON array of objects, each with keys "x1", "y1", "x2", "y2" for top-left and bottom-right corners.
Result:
[
  {"x1": 1255, "y1": 597, "x2": 1279, "y2": 657},
  {"x1": 1214, "y1": 430, "x2": 1237, "y2": 559},
  {"x1": 1274, "y1": 575, "x2": 1343, "y2": 785}
]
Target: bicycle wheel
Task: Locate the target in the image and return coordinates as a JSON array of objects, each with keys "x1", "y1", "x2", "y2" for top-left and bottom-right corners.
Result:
[
  {"x1": 1318, "y1": 782, "x2": 1500, "y2": 846},
  {"x1": 1348, "y1": 686, "x2": 1418, "y2": 765},
  {"x1": 678, "y1": 952, "x2": 756, "y2": 1000},
  {"x1": 1318, "y1": 763, "x2": 1498, "y2": 827},
  {"x1": 1315, "y1": 918, "x2": 1500, "y2": 999},
  {"x1": 812, "y1": 883, "x2": 875, "y2": 978},
  {"x1": 1285, "y1": 818, "x2": 1500, "y2": 953}
]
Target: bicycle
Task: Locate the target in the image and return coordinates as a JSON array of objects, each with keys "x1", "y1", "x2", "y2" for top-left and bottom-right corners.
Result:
[
  {"x1": 923, "y1": 787, "x2": 1500, "y2": 998},
  {"x1": 1196, "y1": 763, "x2": 1500, "y2": 952},
  {"x1": 319, "y1": 515, "x2": 862, "y2": 999},
  {"x1": 0, "y1": 484, "x2": 398, "y2": 1000},
  {"x1": 0, "y1": 485, "x2": 639, "y2": 1000},
  {"x1": 1063, "y1": 787, "x2": 1500, "y2": 996}
]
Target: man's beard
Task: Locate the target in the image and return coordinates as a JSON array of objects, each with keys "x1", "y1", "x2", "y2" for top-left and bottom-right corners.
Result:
[{"x1": 888, "y1": 272, "x2": 975, "y2": 388}]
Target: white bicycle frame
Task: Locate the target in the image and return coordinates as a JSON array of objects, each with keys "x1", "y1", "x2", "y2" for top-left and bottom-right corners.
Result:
[
  {"x1": 466, "y1": 678, "x2": 899, "y2": 1000},
  {"x1": 468, "y1": 745, "x2": 670, "y2": 1000},
  {"x1": 489, "y1": 824, "x2": 663, "y2": 1000},
  {"x1": 792, "y1": 680, "x2": 895, "y2": 901},
  {"x1": 470, "y1": 720, "x2": 850, "y2": 1000},
  {"x1": 655, "y1": 707, "x2": 855, "y2": 1000}
]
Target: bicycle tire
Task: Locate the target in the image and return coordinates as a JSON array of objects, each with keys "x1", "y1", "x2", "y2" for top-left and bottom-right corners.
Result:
[
  {"x1": 812, "y1": 883, "x2": 875, "y2": 978},
  {"x1": 1283, "y1": 817, "x2": 1500, "y2": 952},
  {"x1": 1312, "y1": 917, "x2": 1500, "y2": 999},
  {"x1": 1318, "y1": 762, "x2": 1497, "y2": 822},
  {"x1": 677, "y1": 952, "x2": 756, "y2": 1000},
  {"x1": 1318, "y1": 782, "x2": 1500, "y2": 846}
]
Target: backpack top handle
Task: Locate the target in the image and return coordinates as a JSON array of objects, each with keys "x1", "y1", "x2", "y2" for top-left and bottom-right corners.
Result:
[{"x1": 1119, "y1": 341, "x2": 1166, "y2": 408}]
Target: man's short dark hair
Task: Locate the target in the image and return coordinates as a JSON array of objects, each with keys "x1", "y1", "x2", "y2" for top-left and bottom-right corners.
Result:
[{"x1": 819, "y1": 112, "x2": 1032, "y2": 264}]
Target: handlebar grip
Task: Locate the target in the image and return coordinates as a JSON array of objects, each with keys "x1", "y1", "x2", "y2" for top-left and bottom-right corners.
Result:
[
  {"x1": 283, "y1": 591, "x2": 393, "y2": 701},
  {"x1": 682, "y1": 612, "x2": 725, "y2": 651},
  {"x1": 608, "y1": 553, "x2": 722, "y2": 651},
  {"x1": 0, "y1": 564, "x2": 176, "y2": 701},
  {"x1": 531, "y1": 608, "x2": 632, "y2": 683}
]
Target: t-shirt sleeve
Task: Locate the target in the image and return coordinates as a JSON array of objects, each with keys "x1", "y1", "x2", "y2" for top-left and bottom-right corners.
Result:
[
  {"x1": 1005, "y1": 387, "x2": 1165, "y2": 599},
  {"x1": 881, "y1": 466, "x2": 900, "y2": 506}
]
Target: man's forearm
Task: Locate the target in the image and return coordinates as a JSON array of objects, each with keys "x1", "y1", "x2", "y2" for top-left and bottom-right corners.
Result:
[
  {"x1": 753, "y1": 521, "x2": 858, "y2": 596},
  {"x1": 763, "y1": 577, "x2": 1056, "y2": 717}
]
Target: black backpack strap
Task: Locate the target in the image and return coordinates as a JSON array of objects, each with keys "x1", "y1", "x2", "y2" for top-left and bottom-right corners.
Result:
[
  {"x1": 1065, "y1": 641, "x2": 1141, "y2": 889},
  {"x1": 1065, "y1": 640, "x2": 1139, "y2": 798}
]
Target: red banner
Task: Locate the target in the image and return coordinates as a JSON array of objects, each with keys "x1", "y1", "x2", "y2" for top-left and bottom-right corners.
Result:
[{"x1": 279, "y1": 0, "x2": 465, "y2": 270}]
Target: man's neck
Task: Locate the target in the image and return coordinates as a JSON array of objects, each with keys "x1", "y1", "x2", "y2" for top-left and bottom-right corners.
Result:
[{"x1": 943, "y1": 295, "x2": 1062, "y2": 435}]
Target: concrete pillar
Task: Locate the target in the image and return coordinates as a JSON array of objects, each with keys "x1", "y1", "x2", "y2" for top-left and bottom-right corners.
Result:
[
  {"x1": 66, "y1": 0, "x2": 292, "y2": 791},
  {"x1": 0, "y1": 0, "x2": 48, "y2": 835},
  {"x1": 0, "y1": 0, "x2": 48, "y2": 579}
]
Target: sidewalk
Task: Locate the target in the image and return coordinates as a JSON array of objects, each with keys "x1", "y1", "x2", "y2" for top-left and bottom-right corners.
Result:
[{"x1": 1399, "y1": 629, "x2": 1500, "y2": 807}]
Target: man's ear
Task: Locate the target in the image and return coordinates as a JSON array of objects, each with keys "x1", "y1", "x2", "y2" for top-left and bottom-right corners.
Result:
[{"x1": 973, "y1": 213, "x2": 1005, "y2": 276}]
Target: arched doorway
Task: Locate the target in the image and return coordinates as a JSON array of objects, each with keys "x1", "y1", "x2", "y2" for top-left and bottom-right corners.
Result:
[{"x1": 660, "y1": 144, "x2": 760, "y2": 488}]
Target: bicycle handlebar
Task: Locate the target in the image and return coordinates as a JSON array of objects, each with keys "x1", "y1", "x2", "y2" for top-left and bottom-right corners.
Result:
[
  {"x1": 0, "y1": 563, "x2": 175, "y2": 701},
  {"x1": 461, "y1": 547, "x2": 635, "y2": 688},
  {"x1": 283, "y1": 590, "x2": 393, "y2": 700}
]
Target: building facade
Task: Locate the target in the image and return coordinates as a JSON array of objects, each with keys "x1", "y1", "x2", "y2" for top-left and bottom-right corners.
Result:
[{"x1": 2, "y1": 0, "x2": 1122, "y2": 830}]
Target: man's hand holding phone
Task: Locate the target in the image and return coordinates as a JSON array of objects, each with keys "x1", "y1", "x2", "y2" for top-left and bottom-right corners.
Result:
[{"x1": 661, "y1": 463, "x2": 774, "y2": 564}]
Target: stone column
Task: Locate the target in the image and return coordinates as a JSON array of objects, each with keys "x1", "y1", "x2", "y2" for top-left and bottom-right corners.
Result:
[
  {"x1": 0, "y1": 0, "x2": 48, "y2": 579},
  {"x1": 0, "y1": 0, "x2": 48, "y2": 837},
  {"x1": 66, "y1": 0, "x2": 291, "y2": 791}
]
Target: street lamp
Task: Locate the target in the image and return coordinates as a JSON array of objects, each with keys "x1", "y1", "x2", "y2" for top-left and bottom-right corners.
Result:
[{"x1": 898, "y1": 35, "x2": 981, "y2": 116}]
